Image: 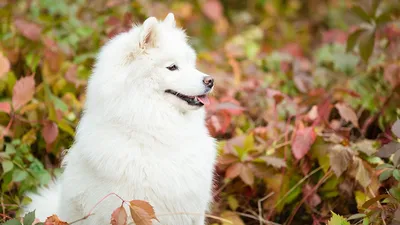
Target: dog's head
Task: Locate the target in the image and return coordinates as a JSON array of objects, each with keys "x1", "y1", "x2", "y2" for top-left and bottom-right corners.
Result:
[{"x1": 86, "y1": 13, "x2": 213, "y2": 120}]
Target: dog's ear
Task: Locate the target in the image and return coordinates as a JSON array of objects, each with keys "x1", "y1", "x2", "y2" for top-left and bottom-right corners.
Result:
[
  {"x1": 163, "y1": 13, "x2": 176, "y2": 27},
  {"x1": 139, "y1": 17, "x2": 158, "y2": 49}
]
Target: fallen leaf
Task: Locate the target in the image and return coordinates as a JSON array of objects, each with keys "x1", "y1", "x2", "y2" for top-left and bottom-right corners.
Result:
[
  {"x1": 352, "y1": 157, "x2": 371, "y2": 188},
  {"x1": 0, "y1": 51, "x2": 11, "y2": 78},
  {"x1": 335, "y1": 103, "x2": 359, "y2": 128},
  {"x1": 44, "y1": 215, "x2": 69, "y2": 225},
  {"x1": 129, "y1": 200, "x2": 156, "y2": 225},
  {"x1": 12, "y1": 75, "x2": 35, "y2": 110},
  {"x1": 42, "y1": 121, "x2": 59, "y2": 144},
  {"x1": 292, "y1": 127, "x2": 317, "y2": 160},
  {"x1": 111, "y1": 205, "x2": 127, "y2": 225},
  {"x1": 392, "y1": 119, "x2": 400, "y2": 138},
  {"x1": 351, "y1": 140, "x2": 377, "y2": 156},
  {"x1": 14, "y1": 19, "x2": 42, "y2": 41}
]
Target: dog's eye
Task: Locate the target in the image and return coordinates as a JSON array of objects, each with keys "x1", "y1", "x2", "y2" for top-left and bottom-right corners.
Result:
[{"x1": 166, "y1": 64, "x2": 178, "y2": 71}]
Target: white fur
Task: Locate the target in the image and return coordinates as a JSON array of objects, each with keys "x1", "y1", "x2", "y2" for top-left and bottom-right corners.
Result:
[{"x1": 24, "y1": 13, "x2": 216, "y2": 225}]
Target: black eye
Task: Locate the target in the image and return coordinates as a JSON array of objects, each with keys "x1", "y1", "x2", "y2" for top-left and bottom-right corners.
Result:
[{"x1": 166, "y1": 64, "x2": 178, "y2": 71}]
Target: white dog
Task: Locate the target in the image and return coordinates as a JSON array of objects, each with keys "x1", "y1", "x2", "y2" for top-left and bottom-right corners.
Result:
[{"x1": 25, "y1": 13, "x2": 216, "y2": 225}]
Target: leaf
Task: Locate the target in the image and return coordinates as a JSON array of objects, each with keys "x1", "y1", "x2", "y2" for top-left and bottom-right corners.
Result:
[
  {"x1": 215, "y1": 102, "x2": 245, "y2": 115},
  {"x1": 221, "y1": 211, "x2": 245, "y2": 225},
  {"x1": 361, "y1": 194, "x2": 390, "y2": 210},
  {"x1": 330, "y1": 145, "x2": 353, "y2": 177},
  {"x1": 346, "y1": 29, "x2": 365, "y2": 52},
  {"x1": 218, "y1": 154, "x2": 238, "y2": 165},
  {"x1": 12, "y1": 169, "x2": 28, "y2": 182},
  {"x1": 353, "y1": 157, "x2": 371, "y2": 188},
  {"x1": 352, "y1": 6, "x2": 371, "y2": 22},
  {"x1": 347, "y1": 213, "x2": 366, "y2": 220},
  {"x1": 23, "y1": 210, "x2": 35, "y2": 225},
  {"x1": 225, "y1": 162, "x2": 243, "y2": 179},
  {"x1": 111, "y1": 206, "x2": 127, "y2": 225},
  {"x1": 44, "y1": 215, "x2": 68, "y2": 225},
  {"x1": 202, "y1": 0, "x2": 223, "y2": 22},
  {"x1": 14, "y1": 19, "x2": 42, "y2": 41},
  {"x1": 258, "y1": 156, "x2": 286, "y2": 168},
  {"x1": 375, "y1": 9, "x2": 392, "y2": 25},
  {"x1": 2, "y1": 219, "x2": 22, "y2": 225},
  {"x1": 0, "y1": 51, "x2": 11, "y2": 78},
  {"x1": 2, "y1": 160, "x2": 14, "y2": 174},
  {"x1": 393, "y1": 169, "x2": 400, "y2": 181},
  {"x1": 239, "y1": 164, "x2": 254, "y2": 186},
  {"x1": 358, "y1": 30, "x2": 375, "y2": 63},
  {"x1": 376, "y1": 142, "x2": 400, "y2": 158},
  {"x1": 227, "y1": 195, "x2": 239, "y2": 211},
  {"x1": 328, "y1": 212, "x2": 350, "y2": 225},
  {"x1": 292, "y1": 127, "x2": 316, "y2": 160},
  {"x1": 351, "y1": 140, "x2": 377, "y2": 156},
  {"x1": 12, "y1": 75, "x2": 35, "y2": 111},
  {"x1": 376, "y1": 163, "x2": 394, "y2": 170},
  {"x1": 379, "y1": 169, "x2": 392, "y2": 182},
  {"x1": 335, "y1": 103, "x2": 359, "y2": 127},
  {"x1": 42, "y1": 121, "x2": 59, "y2": 144},
  {"x1": 392, "y1": 120, "x2": 400, "y2": 138},
  {"x1": 0, "y1": 102, "x2": 11, "y2": 114},
  {"x1": 129, "y1": 200, "x2": 157, "y2": 225}
]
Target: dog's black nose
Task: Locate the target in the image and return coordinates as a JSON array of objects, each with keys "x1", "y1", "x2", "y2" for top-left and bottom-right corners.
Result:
[{"x1": 203, "y1": 76, "x2": 214, "y2": 89}]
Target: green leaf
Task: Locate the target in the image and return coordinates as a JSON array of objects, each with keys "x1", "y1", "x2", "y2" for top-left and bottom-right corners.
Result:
[
  {"x1": 347, "y1": 213, "x2": 366, "y2": 220},
  {"x1": 375, "y1": 10, "x2": 392, "y2": 25},
  {"x1": 376, "y1": 163, "x2": 394, "y2": 170},
  {"x1": 50, "y1": 95, "x2": 68, "y2": 112},
  {"x1": 2, "y1": 160, "x2": 14, "y2": 173},
  {"x1": 23, "y1": 210, "x2": 35, "y2": 225},
  {"x1": 227, "y1": 195, "x2": 239, "y2": 211},
  {"x1": 352, "y1": 6, "x2": 371, "y2": 22},
  {"x1": 379, "y1": 169, "x2": 393, "y2": 182},
  {"x1": 2, "y1": 219, "x2": 22, "y2": 225},
  {"x1": 346, "y1": 29, "x2": 365, "y2": 52},
  {"x1": 328, "y1": 212, "x2": 350, "y2": 225},
  {"x1": 12, "y1": 169, "x2": 28, "y2": 182},
  {"x1": 358, "y1": 30, "x2": 375, "y2": 63},
  {"x1": 393, "y1": 169, "x2": 400, "y2": 181}
]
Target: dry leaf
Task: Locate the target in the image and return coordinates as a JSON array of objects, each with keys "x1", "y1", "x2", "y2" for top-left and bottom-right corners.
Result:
[
  {"x1": 12, "y1": 75, "x2": 35, "y2": 110},
  {"x1": 352, "y1": 157, "x2": 371, "y2": 188},
  {"x1": 330, "y1": 145, "x2": 353, "y2": 177},
  {"x1": 239, "y1": 164, "x2": 254, "y2": 186},
  {"x1": 225, "y1": 162, "x2": 243, "y2": 179},
  {"x1": 44, "y1": 215, "x2": 69, "y2": 225},
  {"x1": 129, "y1": 200, "x2": 157, "y2": 225},
  {"x1": 0, "y1": 51, "x2": 10, "y2": 78},
  {"x1": 259, "y1": 156, "x2": 286, "y2": 168},
  {"x1": 221, "y1": 211, "x2": 245, "y2": 225},
  {"x1": 335, "y1": 103, "x2": 359, "y2": 128},
  {"x1": 111, "y1": 205, "x2": 127, "y2": 225}
]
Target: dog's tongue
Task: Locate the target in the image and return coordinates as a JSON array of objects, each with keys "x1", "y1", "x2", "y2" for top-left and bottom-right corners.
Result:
[{"x1": 197, "y1": 96, "x2": 210, "y2": 105}]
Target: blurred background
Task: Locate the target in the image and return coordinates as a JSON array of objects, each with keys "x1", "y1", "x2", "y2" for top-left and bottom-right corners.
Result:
[{"x1": 0, "y1": 0, "x2": 400, "y2": 224}]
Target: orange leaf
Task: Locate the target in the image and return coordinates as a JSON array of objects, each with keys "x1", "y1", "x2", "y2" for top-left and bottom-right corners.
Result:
[
  {"x1": 335, "y1": 103, "x2": 359, "y2": 128},
  {"x1": 225, "y1": 162, "x2": 243, "y2": 179},
  {"x1": 0, "y1": 51, "x2": 10, "y2": 78},
  {"x1": 129, "y1": 200, "x2": 158, "y2": 225},
  {"x1": 111, "y1": 205, "x2": 127, "y2": 225},
  {"x1": 12, "y1": 75, "x2": 35, "y2": 111},
  {"x1": 42, "y1": 121, "x2": 59, "y2": 144},
  {"x1": 14, "y1": 19, "x2": 42, "y2": 41},
  {"x1": 44, "y1": 215, "x2": 69, "y2": 225}
]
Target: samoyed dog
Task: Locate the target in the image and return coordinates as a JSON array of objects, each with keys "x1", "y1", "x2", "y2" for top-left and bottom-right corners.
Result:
[{"x1": 25, "y1": 13, "x2": 216, "y2": 225}]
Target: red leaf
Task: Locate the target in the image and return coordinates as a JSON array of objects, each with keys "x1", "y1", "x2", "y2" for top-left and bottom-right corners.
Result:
[
  {"x1": 292, "y1": 127, "x2": 317, "y2": 160},
  {"x1": 42, "y1": 121, "x2": 59, "y2": 144},
  {"x1": 218, "y1": 154, "x2": 238, "y2": 165},
  {"x1": 14, "y1": 19, "x2": 42, "y2": 41},
  {"x1": 111, "y1": 205, "x2": 127, "y2": 225},
  {"x1": 202, "y1": 0, "x2": 223, "y2": 22},
  {"x1": 335, "y1": 103, "x2": 359, "y2": 128},
  {"x1": 0, "y1": 51, "x2": 11, "y2": 78},
  {"x1": 12, "y1": 75, "x2": 35, "y2": 110},
  {"x1": 0, "y1": 102, "x2": 11, "y2": 114},
  {"x1": 225, "y1": 162, "x2": 243, "y2": 179},
  {"x1": 129, "y1": 200, "x2": 158, "y2": 225}
]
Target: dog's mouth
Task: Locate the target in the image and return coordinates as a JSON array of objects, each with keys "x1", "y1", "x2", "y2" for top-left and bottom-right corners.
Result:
[{"x1": 165, "y1": 90, "x2": 210, "y2": 106}]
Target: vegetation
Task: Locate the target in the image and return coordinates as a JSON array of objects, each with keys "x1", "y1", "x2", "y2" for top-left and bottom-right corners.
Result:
[{"x1": 0, "y1": 0, "x2": 400, "y2": 224}]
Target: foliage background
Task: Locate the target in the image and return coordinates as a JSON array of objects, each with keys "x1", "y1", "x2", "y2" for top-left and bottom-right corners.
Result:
[{"x1": 0, "y1": 0, "x2": 400, "y2": 224}]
